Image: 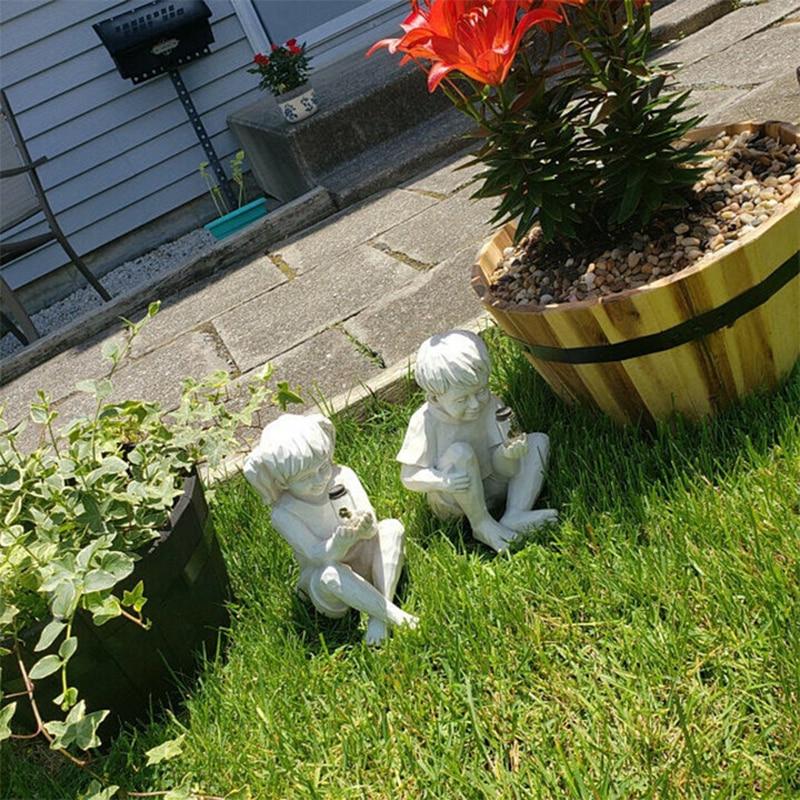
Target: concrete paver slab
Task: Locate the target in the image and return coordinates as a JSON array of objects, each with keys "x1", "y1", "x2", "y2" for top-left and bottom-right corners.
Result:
[
  {"x1": 110, "y1": 329, "x2": 234, "y2": 408},
  {"x1": 401, "y1": 152, "x2": 483, "y2": 197},
  {"x1": 372, "y1": 190, "x2": 496, "y2": 267},
  {"x1": 657, "y1": 0, "x2": 800, "y2": 68},
  {"x1": 11, "y1": 330, "x2": 233, "y2": 452},
  {"x1": 131, "y1": 256, "x2": 287, "y2": 358},
  {"x1": 213, "y1": 245, "x2": 418, "y2": 373},
  {"x1": 677, "y1": 85, "x2": 749, "y2": 120},
  {"x1": 676, "y1": 20, "x2": 800, "y2": 87},
  {"x1": 245, "y1": 328, "x2": 385, "y2": 424},
  {"x1": 651, "y1": 0, "x2": 734, "y2": 43},
  {"x1": 2, "y1": 332, "x2": 121, "y2": 427},
  {"x1": 272, "y1": 189, "x2": 437, "y2": 274},
  {"x1": 709, "y1": 70, "x2": 800, "y2": 124},
  {"x1": 343, "y1": 245, "x2": 485, "y2": 368}
]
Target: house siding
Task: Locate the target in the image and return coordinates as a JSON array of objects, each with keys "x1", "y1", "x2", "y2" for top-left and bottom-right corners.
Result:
[{"x1": 0, "y1": 0, "x2": 260, "y2": 289}]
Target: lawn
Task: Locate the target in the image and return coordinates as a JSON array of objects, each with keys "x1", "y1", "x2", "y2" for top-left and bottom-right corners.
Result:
[{"x1": 2, "y1": 329, "x2": 799, "y2": 799}]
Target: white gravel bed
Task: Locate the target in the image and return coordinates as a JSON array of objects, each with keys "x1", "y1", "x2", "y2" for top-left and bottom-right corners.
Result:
[{"x1": 0, "y1": 228, "x2": 215, "y2": 361}]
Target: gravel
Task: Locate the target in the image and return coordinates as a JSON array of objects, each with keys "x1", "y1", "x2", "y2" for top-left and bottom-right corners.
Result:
[
  {"x1": 488, "y1": 131, "x2": 800, "y2": 307},
  {"x1": 0, "y1": 228, "x2": 215, "y2": 360}
]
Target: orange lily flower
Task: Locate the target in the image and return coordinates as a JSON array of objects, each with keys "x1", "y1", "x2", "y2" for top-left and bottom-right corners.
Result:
[{"x1": 367, "y1": 0, "x2": 563, "y2": 91}]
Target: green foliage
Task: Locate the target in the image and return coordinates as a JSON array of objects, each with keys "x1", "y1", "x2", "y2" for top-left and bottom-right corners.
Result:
[
  {"x1": 198, "y1": 149, "x2": 251, "y2": 218},
  {"x1": 145, "y1": 733, "x2": 185, "y2": 766},
  {"x1": 0, "y1": 306, "x2": 301, "y2": 759},
  {"x1": 453, "y1": 0, "x2": 706, "y2": 249}
]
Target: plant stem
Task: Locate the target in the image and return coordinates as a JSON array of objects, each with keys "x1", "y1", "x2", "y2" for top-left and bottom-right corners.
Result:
[
  {"x1": 119, "y1": 608, "x2": 148, "y2": 628},
  {"x1": 13, "y1": 645, "x2": 90, "y2": 768},
  {"x1": 127, "y1": 793, "x2": 224, "y2": 799}
]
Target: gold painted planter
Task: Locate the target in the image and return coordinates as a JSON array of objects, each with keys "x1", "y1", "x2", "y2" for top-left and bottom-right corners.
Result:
[{"x1": 472, "y1": 122, "x2": 800, "y2": 426}]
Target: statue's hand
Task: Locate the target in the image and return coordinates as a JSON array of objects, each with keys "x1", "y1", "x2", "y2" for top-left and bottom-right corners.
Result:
[
  {"x1": 351, "y1": 510, "x2": 377, "y2": 540},
  {"x1": 442, "y1": 471, "x2": 471, "y2": 492},
  {"x1": 330, "y1": 523, "x2": 361, "y2": 559},
  {"x1": 503, "y1": 437, "x2": 528, "y2": 461}
]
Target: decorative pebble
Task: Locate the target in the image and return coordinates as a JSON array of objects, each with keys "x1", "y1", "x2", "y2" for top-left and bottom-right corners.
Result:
[{"x1": 487, "y1": 131, "x2": 799, "y2": 307}]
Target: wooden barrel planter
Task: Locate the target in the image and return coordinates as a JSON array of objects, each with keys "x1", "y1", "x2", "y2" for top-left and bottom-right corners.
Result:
[
  {"x1": 472, "y1": 122, "x2": 800, "y2": 426},
  {"x1": 2, "y1": 472, "x2": 231, "y2": 737}
]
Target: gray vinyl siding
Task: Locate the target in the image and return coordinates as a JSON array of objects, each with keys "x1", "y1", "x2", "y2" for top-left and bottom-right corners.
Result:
[{"x1": 0, "y1": 0, "x2": 260, "y2": 289}]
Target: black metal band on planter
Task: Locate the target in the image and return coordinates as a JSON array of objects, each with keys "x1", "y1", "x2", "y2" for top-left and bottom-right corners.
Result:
[{"x1": 517, "y1": 252, "x2": 800, "y2": 365}]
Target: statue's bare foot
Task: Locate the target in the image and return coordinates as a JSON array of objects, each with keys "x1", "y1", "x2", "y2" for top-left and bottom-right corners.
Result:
[
  {"x1": 365, "y1": 617, "x2": 388, "y2": 646},
  {"x1": 397, "y1": 611, "x2": 419, "y2": 630},
  {"x1": 473, "y1": 518, "x2": 519, "y2": 552},
  {"x1": 500, "y1": 508, "x2": 558, "y2": 533}
]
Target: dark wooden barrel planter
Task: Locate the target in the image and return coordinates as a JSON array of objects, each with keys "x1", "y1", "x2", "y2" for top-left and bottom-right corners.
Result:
[
  {"x1": 3, "y1": 472, "x2": 230, "y2": 736},
  {"x1": 472, "y1": 122, "x2": 800, "y2": 426}
]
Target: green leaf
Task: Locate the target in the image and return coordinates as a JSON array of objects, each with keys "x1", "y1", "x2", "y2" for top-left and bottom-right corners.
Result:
[
  {"x1": 0, "y1": 467, "x2": 21, "y2": 489},
  {"x1": 618, "y1": 173, "x2": 644, "y2": 224},
  {"x1": 90, "y1": 595, "x2": 122, "y2": 626},
  {"x1": 100, "y1": 552, "x2": 134, "y2": 582},
  {"x1": 35, "y1": 620, "x2": 66, "y2": 652},
  {"x1": 59, "y1": 636, "x2": 78, "y2": 661},
  {"x1": 30, "y1": 405, "x2": 49, "y2": 424},
  {"x1": 147, "y1": 301, "x2": 161, "y2": 318},
  {"x1": 75, "y1": 380, "x2": 99, "y2": 395},
  {"x1": 4, "y1": 495, "x2": 22, "y2": 526},
  {"x1": 0, "y1": 702, "x2": 16, "y2": 741},
  {"x1": 101, "y1": 340, "x2": 121, "y2": 363},
  {"x1": 79, "y1": 780, "x2": 119, "y2": 800},
  {"x1": 145, "y1": 733, "x2": 186, "y2": 766},
  {"x1": 164, "y1": 785, "x2": 194, "y2": 800},
  {"x1": 56, "y1": 686, "x2": 79, "y2": 711},
  {"x1": 28, "y1": 654, "x2": 62, "y2": 680},
  {"x1": 84, "y1": 570, "x2": 121, "y2": 593},
  {"x1": 74, "y1": 709, "x2": 109, "y2": 750},
  {"x1": 273, "y1": 381, "x2": 304, "y2": 411},
  {"x1": 122, "y1": 580, "x2": 147, "y2": 614},
  {"x1": 45, "y1": 700, "x2": 103, "y2": 750},
  {"x1": 95, "y1": 379, "x2": 113, "y2": 401},
  {"x1": 52, "y1": 580, "x2": 78, "y2": 619},
  {"x1": 0, "y1": 600, "x2": 19, "y2": 628}
]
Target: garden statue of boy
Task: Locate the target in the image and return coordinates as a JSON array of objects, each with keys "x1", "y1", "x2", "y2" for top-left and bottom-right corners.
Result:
[
  {"x1": 398, "y1": 330, "x2": 557, "y2": 552},
  {"x1": 244, "y1": 413, "x2": 418, "y2": 645}
]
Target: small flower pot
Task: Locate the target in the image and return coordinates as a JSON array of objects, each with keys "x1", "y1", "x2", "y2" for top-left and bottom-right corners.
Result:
[
  {"x1": 275, "y1": 84, "x2": 318, "y2": 124},
  {"x1": 204, "y1": 197, "x2": 268, "y2": 240}
]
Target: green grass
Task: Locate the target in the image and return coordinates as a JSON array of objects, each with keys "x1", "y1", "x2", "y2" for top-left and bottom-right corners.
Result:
[{"x1": 3, "y1": 329, "x2": 800, "y2": 799}]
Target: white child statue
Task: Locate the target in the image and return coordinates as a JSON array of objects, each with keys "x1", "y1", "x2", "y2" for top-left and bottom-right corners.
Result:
[
  {"x1": 244, "y1": 413, "x2": 418, "y2": 645},
  {"x1": 398, "y1": 330, "x2": 557, "y2": 552}
]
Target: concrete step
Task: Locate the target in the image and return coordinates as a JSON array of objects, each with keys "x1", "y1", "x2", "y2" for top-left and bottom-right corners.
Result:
[
  {"x1": 229, "y1": 49, "x2": 453, "y2": 203},
  {"x1": 321, "y1": 108, "x2": 478, "y2": 208},
  {"x1": 285, "y1": 50, "x2": 454, "y2": 177}
]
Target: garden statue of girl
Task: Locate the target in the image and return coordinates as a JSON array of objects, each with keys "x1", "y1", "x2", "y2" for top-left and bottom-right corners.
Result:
[
  {"x1": 398, "y1": 330, "x2": 557, "y2": 552},
  {"x1": 244, "y1": 413, "x2": 418, "y2": 645}
]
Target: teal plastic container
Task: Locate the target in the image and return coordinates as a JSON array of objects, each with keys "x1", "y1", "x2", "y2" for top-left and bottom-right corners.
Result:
[{"x1": 204, "y1": 197, "x2": 268, "y2": 240}]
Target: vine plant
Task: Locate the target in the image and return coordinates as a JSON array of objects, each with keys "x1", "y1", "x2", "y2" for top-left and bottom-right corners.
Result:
[{"x1": 0, "y1": 303, "x2": 301, "y2": 797}]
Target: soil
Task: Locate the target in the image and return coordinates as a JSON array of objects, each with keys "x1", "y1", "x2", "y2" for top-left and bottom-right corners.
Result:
[{"x1": 486, "y1": 130, "x2": 800, "y2": 308}]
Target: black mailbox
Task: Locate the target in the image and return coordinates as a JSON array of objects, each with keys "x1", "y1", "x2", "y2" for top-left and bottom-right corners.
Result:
[{"x1": 93, "y1": 0, "x2": 213, "y2": 84}]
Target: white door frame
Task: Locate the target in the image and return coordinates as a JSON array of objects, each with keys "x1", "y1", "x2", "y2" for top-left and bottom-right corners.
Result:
[{"x1": 231, "y1": 0, "x2": 405, "y2": 55}]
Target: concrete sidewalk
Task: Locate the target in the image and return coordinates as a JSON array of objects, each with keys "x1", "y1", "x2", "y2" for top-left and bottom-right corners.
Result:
[{"x1": 3, "y1": 0, "x2": 799, "y2": 448}]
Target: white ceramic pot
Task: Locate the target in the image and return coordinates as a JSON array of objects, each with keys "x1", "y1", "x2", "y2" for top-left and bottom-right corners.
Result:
[{"x1": 276, "y1": 85, "x2": 318, "y2": 124}]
